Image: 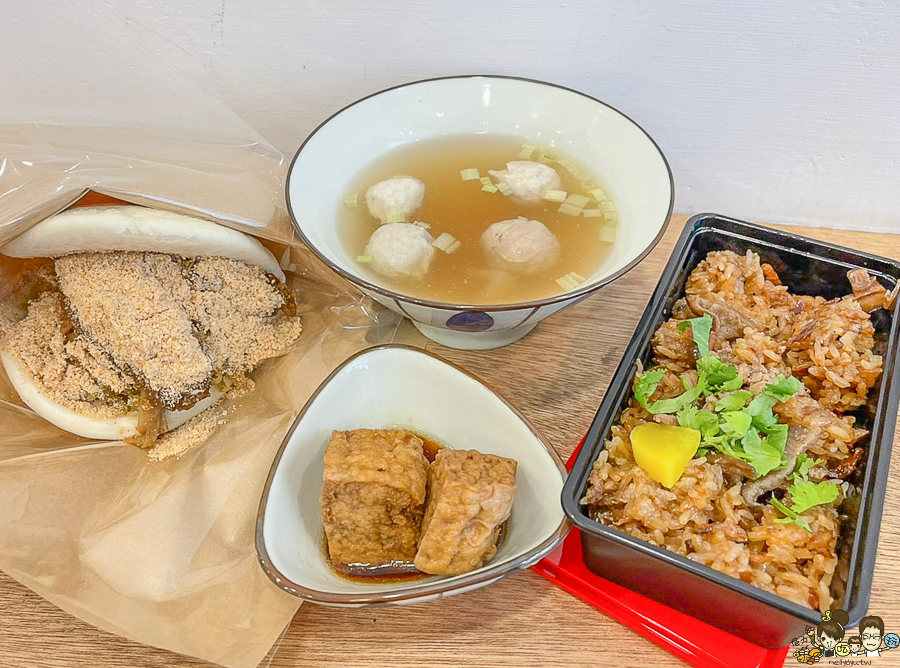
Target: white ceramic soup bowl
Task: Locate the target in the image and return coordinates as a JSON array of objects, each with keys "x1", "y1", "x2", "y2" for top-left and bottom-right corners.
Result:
[
  {"x1": 255, "y1": 345, "x2": 568, "y2": 606},
  {"x1": 287, "y1": 75, "x2": 673, "y2": 350}
]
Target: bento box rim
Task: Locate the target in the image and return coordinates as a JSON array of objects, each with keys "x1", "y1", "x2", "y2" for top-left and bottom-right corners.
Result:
[{"x1": 561, "y1": 212, "x2": 900, "y2": 628}]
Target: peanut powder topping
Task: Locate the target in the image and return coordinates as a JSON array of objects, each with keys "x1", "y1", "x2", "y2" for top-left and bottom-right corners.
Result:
[
  {"x1": 186, "y1": 257, "x2": 303, "y2": 375},
  {"x1": 2, "y1": 291, "x2": 131, "y2": 418},
  {"x1": 56, "y1": 252, "x2": 213, "y2": 409},
  {"x1": 2, "y1": 249, "x2": 303, "y2": 458}
]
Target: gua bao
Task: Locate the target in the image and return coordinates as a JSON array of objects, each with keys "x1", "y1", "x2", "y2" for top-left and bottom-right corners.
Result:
[{"x1": 0, "y1": 205, "x2": 303, "y2": 460}]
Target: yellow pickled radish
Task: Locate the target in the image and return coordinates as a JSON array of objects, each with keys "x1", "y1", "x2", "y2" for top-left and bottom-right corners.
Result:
[{"x1": 630, "y1": 423, "x2": 701, "y2": 489}]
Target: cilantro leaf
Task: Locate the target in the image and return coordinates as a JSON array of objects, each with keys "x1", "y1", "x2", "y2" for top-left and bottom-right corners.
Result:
[
  {"x1": 717, "y1": 374, "x2": 745, "y2": 393},
  {"x1": 634, "y1": 368, "x2": 666, "y2": 412},
  {"x1": 770, "y1": 497, "x2": 813, "y2": 533},
  {"x1": 646, "y1": 378, "x2": 707, "y2": 414},
  {"x1": 677, "y1": 314, "x2": 713, "y2": 358},
  {"x1": 676, "y1": 405, "x2": 718, "y2": 433},
  {"x1": 745, "y1": 393, "x2": 778, "y2": 431},
  {"x1": 743, "y1": 375, "x2": 801, "y2": 431},
  {"x1": 696, "y1": 355, "x2": 743, "y2": 393},
  {"x1": 763, "y1": 423, "x2": 789, "y2": 457},
  {"x1": 701, "y1": 422, "x2": 723, "y2": 441},
  {"x1": 791, "y1": 453, "x2": 824, "y2": 482},
  {"x1": 768, "y1": 478, "x2": 839, "y2": 533},
  {"x1": 635, "y1": 368, "x2": 707, "y2": 415},
  {"x1": 714, "y1": 391, "x2": 753, "y2": 412},
  {"x1": 697, "y1": 410, "x2": 720, "y2": 435},
  {"x1": 713, "y1": 435, "x2": 745, "y2": 460},
  {"x1": 764, "y1": 375, "x2": 802, "y2": 402},
  {"x1": 720, "y1": 411, "x2": 752, "y2": 438},
  {"x1": 698, "y1": 412, "x2": 723, "y2": 440},
  {"x1": 788, "y1": 480, "x2": 840, "y2": 514},
  {"x1": 676, "y1": 404, "x2": 698, "y2": 427},
  {"x1": 742, "y1": 428, "x2": 783, "y2": 477}
]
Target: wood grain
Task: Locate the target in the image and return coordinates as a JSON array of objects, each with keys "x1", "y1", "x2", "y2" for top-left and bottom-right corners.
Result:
[{"x1": 2, "y1": 214, "x2": 899, "y2": 668}]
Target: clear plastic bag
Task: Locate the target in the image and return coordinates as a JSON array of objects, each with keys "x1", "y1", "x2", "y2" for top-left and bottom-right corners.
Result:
[{"x1": 0, "y1": 85, "x2": 398, "y2": 666}]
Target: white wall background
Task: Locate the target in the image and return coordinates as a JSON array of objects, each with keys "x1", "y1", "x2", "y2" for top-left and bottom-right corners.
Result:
[{"x1": 2, "y1": 0, "x2": 899, "y2": 232}]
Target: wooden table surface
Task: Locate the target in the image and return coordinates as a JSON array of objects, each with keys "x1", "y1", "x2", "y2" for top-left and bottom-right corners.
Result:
[{"x1": 2, "y1": 214, "x2": 899, "y2": 668}]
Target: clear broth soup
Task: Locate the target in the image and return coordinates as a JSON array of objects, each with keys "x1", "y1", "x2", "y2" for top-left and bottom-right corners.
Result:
[{"x1": 338, "y1": 135, "x2": 616, "y2": 305}]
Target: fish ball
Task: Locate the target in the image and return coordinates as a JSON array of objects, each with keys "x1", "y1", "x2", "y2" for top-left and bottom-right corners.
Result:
[
  {"x1": 481, "y1": 219, "x2": 560, "y2": 274},
  {"x1": 365, "y1": 222, "x2": 435, "y2": 280},
  {"x1": 365, "y1": 176, "x2": 425, "y2": 223},
  {"x1": 488, "y1": 161, "x2": 562, "y2": 204}
]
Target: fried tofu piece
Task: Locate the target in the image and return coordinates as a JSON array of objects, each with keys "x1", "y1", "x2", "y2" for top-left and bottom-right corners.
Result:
[
  {"x1": 321, "y1": 429, "x2": 428, "y2": 567},
  {"x1": 414, "y1": 449, "x2": 517, "y2": 576}
]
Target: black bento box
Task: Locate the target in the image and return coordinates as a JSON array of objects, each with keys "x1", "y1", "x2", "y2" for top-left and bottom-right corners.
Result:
[{"x1": 561, "y1": 213, "x2": 900, "y2": 648}]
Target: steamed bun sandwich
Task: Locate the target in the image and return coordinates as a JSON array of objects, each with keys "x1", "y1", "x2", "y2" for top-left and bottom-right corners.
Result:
[{"x1": 0, "y1": 205, "x2": 303, "y2": 460}]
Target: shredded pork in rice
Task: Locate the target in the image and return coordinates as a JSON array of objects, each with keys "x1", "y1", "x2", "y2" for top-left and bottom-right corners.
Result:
[{"x1": 583, "y1": 250, "x2": 892, "y2": 612}]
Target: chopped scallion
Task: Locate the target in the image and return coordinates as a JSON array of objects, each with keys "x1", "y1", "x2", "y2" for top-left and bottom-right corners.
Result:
[
  {"x1": 342, "y1": 193, "x2": 358, "y2": 208},
  {"x1": 582, "y1": 208, "x2": 603, "y2": 218},
  {"x1": 600, "y1": 200, "x2": 616, "y2": 213},
  {"x1": 558, "y1": 202, "x2": 584, "y2": 216},
  {"x1": 580, "y1": 177, "x2": 599, "y2": 191},
  {"x1": 517, "y1": 216, "x2": 528, "y2": 221},
  {"x1": 496, "y1": 181, "x2": 513, "y2": 196},
  {"x1": 558, "y1": 158, "x2": 585, "y2": 180},
  {"x1": 460, "y1": 168, "x2": 480, "y2": 181},
  {"x1": 432, "y1": 232, "x2": 461, "y2": 253},
  {"x1": 517, "y1": 144, "x2": 535, "y2": 159},
  {"x1": 565, "y1": 193, "x2": 591, "y2": 208},
  {"x1": 599, "y1": 226, "x2": 617, "y2": 243},
  {"x1": 556, "y1": 272, "x2": 587, "y2": 292},
  {"x1": 541, "y1": 189, "x2": 568, "y2": 203},
  {"x1": 356, "y1": 255, "x2": 372, "y2": 264},
  {"x1": 531, "y1": 146, "x2": 559, "y2": 162},
  {"x1": 589, "y1": 188, "x2": 609, "y2": 202},
  {"x1": 479, "y1": 176, "x2": 498, "y2": 192},
  {"x1": 385, "y1": 212, "x2": 407, "y2": 224},
  {"x1": 604, "y1": 212, "x2": 618, "y2": 224}
]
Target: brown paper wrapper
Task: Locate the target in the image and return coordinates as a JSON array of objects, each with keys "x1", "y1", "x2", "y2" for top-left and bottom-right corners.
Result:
[{"x1": 0, "y1": 123, "x2": 410, "y2": 666}]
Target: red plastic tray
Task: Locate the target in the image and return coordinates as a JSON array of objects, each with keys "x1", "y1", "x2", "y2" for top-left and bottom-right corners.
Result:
[{"x1": 532, "y1": 443, "x2": 789, "y2": 668}]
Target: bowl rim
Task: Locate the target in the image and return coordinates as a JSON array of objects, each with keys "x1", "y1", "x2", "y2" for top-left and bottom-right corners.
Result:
[
  {"x1": 254, "y1": 343, "x2": 571, "y2": 605},
  {"x1": 285, "y1": 74, "x2": 675, "y2": 313}
]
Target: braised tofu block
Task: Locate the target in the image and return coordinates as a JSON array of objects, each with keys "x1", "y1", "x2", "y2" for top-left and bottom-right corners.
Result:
[
  {"x1": 321, "y1": 429, "x2": 428, "y2": 567},
  {"x1": 414, "y1": 449, "x2": 518, "y2": 575}
]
